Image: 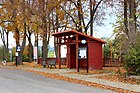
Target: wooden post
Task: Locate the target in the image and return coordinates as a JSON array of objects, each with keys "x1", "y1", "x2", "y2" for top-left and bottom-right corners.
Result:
[
  {"x1": 58, "y1": 45, "x2": 61, "y2": 69},
  {"x1": 110, "y1": 41, "x2": 112, "y2": 66},
  {"x1": 103, "y1": 44, "x2": 105, "y2": 67},
  {"x1": 76, "y1": 35, "x2": 79, "y2": 72},
  {"x1": 67, "y1": 45, "x2": 70, "y2": 69},
  {"x1": 57, "y1": 38, "x2": 61, "y2": 69},
  {"x1": 86, "y1": 45, "x2": 88, "y2": 73}
]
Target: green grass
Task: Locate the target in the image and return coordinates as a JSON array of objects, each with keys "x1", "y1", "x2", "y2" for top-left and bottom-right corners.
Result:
[{"x1": 48, "y1": 51, "x2": 54, "y2": 58}]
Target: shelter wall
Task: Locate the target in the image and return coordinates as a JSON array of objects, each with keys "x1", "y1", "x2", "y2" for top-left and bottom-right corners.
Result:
[
  {"x1": 79, "y1": 59, "x2": 87, "y2": 68},
  {"x1": 69, "y1": 45, "x2": 76, "y2": 68},
  {"x1": 88, "y1": 41, "x2": 103, "y2": 70}
]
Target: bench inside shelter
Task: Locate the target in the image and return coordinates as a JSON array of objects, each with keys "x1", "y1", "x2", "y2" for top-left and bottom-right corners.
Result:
[{"x1": 47, "y1": 60, "x2": 56, "y2": 68}]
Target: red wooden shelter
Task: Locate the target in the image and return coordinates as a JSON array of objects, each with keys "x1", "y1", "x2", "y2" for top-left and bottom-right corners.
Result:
[{"x1": 52, "y1": 30, "x2": 106, "y2": 72}]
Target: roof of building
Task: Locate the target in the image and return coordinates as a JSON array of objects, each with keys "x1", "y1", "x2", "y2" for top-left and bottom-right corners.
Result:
[{"x1": 52, "y1": 30, "x2": 106, "y2": 44}]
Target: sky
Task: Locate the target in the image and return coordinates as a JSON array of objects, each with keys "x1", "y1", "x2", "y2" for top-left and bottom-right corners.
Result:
[{"x1": 94, "y1": 14, "x2": 116, "y2": 38}]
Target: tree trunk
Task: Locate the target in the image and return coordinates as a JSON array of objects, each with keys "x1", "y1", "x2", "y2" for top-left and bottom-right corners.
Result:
[
  {"x1": 42, "y1": 31, "x2": 47, "y2": 66},
  {"x1": 128, "y1": 0, "x2": 136, "y2": 45},
  {"x1": 90, "y1": 0, "x2": 93, "y2": 36},
  {"x1": 15, "y1": 24, "x2": 27, "y2": 65},
  {"x1": 124, "y1": 0, "x2": 128, "y2": 35},
  {"x1": 0, "y1": 28, "x2": 9, "y2": 61},
  {"x1": 34, "y1": 32, "x2": 39, "y2": 60},
  {"x1": 6, "y1": 31, "x2": 9, "y2": 61},
  {"x1": 42, "y1": 16, "x2": 47, "y2": 66},
  {"x1": 15, "y1": 28, "x2": 20, "y2": 64},
  {"x1": 18, "y1": 31, "x2": 26, "y2": 64},
  {"x1": 46, "y1": 15, "x2": 51, "y2": 59},
  {"x1": 27, "y1": 30, "x2": 33, "y2": 62},
  {"x1": 28, "y1": 40, "x2": 33, "y2": 62},
  {"x1": 54, "y1": 10, "x2": 59, "y2": 58},
  {"x1": 77, "y1": 0, "x2": 82, "y2": 32}
]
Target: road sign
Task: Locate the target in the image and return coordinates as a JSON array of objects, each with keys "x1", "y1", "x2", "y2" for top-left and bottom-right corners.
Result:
[
  {"x1": 17, "y1": 46, "x2": 21, "y2": 51},
  {"x1": 15, "y1": 52, "x2": 18, "y2": 56}
]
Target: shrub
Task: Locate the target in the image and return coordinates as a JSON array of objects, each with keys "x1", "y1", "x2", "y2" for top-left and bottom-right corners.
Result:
[
  {"x1": 22, "y1": 55, "x2": 29, "y2": 62},
  {"x1": 124, "y1": 47, "x2": 140, "y2": 75}
]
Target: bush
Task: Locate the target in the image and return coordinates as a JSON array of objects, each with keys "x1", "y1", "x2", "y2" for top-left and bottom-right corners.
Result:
[
  {"x1": 22, "y1": 55, "x2": 29, "y2": 62},
  {"x1": 124, "y1": 47, "x2": 140, "y2": 75}
]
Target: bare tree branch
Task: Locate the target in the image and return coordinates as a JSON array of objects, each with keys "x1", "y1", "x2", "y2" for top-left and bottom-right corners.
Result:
[
  {"x1": 85, "y1": 0, "x2": 103, "y2": 30},
  {"x1": 60, "y1": 5, "x2": 78, "y2": 29}
]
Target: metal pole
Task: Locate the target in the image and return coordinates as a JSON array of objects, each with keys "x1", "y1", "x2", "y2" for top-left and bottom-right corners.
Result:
[
  {"x1": 15, "y1": 46, "x2": 19, "y2": 67},
  {"x1": 15, "y1": 51, "x2": 18, "y2": 67},
  {"x1": 16, "y1": 56, "x2": 17, "y2": 67}
]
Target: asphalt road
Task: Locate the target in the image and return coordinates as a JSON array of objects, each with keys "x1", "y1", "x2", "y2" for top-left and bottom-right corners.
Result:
[{"x1": 0, "y1": 68, "x2": 115, "y2": 93}]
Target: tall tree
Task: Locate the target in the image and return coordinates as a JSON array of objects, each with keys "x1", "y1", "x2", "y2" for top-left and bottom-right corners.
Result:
[
  {"x1": 60, "y1": 0, "x2": 113, "y2": 36},
  {"x1": 128, "y1": 0, "x2": 137, "y2": 45},
  {"x1": 0, "y1": 0, "x2": 33, "y2": 64},
  {"x1": 123, "y1": 0, "x2": 139, "y2": 45},
  {"x1": 0, "y1": 28, "x2": 9, "y2": 61},
  {"x1": 124, "y1": 0, "x2": 128, "y2": 35}
]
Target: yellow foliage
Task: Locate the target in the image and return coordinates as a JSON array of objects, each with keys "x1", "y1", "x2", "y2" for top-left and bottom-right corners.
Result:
[
  {"x1": 5, "y1": 24, "x2": 14, "y2": 31},
  {"x1": 23, "y1": 46, "x2": 29, "y2": 55},
  {"x1": 58, "y1": 10, "x2": 66, "y2": 21}
]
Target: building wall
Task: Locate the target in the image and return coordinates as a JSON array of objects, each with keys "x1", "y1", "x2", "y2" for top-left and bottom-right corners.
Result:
[
  {"x1": 79, "y1": 59, "x2": 87, "y2": 68},
  {"x1": 88, "y1": 41, "x2": 103, "y2": 70},
  {"x1": 68, "y1": 41, "x2": 103, "y2": 70},
  {"x1": 69, "y1": 45, "x2": 76, "y2": 68}
]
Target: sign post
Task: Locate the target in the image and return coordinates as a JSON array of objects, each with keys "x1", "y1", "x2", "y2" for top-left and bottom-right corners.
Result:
[
  {"x1": 15, "y1": 52, "x2": 18, "y2": 66},
  {"x1": 78, "y1": 46, "x2": 88, "y2": 73},
  {"x1": 78, "y1": 39, "x2": 88, "y2": 73},
  {"x1": 16, "y1": 46, "x2": 20, "y2": 67},
  {"x1": 34, "y1": 47, "x2": 38, "y2": 65}
]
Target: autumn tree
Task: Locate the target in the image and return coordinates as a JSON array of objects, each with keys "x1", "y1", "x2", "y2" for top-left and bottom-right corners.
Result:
[
  {"x1": 123, "y1": 0, "x2": 140, "y2": 45},
  {"x1": 0, "y1": 28, "x2": 9, "y2": 61},
  {"x1": 112, "y1": 0, "x2": 140, "y2": 75},
  {"x1": 0, "y1": 0, "x2": 34, "y2": 64},
  {"x1": 34, "y1": 0, "x2": 60, "y2": 65},
  {"x1": 60, "y1": 0, "x2": 113, "y2": 36}
]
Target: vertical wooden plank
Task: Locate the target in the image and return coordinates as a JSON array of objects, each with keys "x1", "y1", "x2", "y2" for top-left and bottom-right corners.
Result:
[
  {"x1": 103, "y1": 44, "x2": 105, "y2": 67},
  {"x1": 76, "y1": 34, "x2": 79, "y2": 72},
  {"x1": 110, "y1": 41, "x2": 112, "y2": 66},
  {"x1": 57, "y1": 37, "x2": 61, "y2": 69},
  {"x1": 56, "y1": 37, "x2": 58, "y2": 66},
  {"x1": 86, "y1": 45, "x2": 88, "y2": 73},
  {"x1": 67, "y1": 45, "x2": 70, "y2": 69},
  {"x1": 58, "y1": 44, "x2": 61, "y2": 69}
]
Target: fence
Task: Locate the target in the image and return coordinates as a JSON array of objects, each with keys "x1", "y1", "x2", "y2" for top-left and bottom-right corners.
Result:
[
  {"x1": 103, "y1": 58, "x2": 123, "y2": 67},
  {"x1": 38, "y1": 57, "x2": 66, "y2": 65}
]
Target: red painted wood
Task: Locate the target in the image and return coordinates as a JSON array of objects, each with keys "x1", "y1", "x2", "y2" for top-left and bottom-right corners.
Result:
[
  {"x1": 68, "y1": 41, "x2": 103, "y2": 70},
  {"x1": 79, "y1": 59, "x2": 86, "y2": 68},
  {"x1": 88, "y1": 41, "x2": 103, "y2": 70},
  {"x1": 52, "y1": 30, "x2": 106, "y2": 44},
  {"x1": 52, "y1": 30, "x2": 105, "y2": 71},
  {"x1": 67, "y1": 45, "x2": 70, "y2": 68},
  {"x1": 69, "y1": 45, "x2": 76, "y2": 68},
  {"x1": 76, "y1": 35, "x2": 79, "y2": 72}
]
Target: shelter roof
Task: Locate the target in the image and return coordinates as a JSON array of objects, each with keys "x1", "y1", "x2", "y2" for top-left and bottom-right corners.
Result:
[{"x1": 52, "y1": 30, "x2": 106, "y2": 44}]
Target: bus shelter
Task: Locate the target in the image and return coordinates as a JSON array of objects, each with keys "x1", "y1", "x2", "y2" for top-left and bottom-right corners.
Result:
[{"x1": 52, "y1": 30, "x2": 106, "y2": 72}]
